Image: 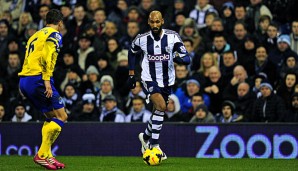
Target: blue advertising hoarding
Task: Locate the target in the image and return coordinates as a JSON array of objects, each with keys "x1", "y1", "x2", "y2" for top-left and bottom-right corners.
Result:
[{"x1": 0, "y1": 123, "x2": 297, "y2": 159}]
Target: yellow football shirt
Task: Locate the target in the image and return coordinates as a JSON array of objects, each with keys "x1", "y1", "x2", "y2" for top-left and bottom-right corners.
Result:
[{"x1": 18, "y1": 27, "x2": 62, "y2": 80}]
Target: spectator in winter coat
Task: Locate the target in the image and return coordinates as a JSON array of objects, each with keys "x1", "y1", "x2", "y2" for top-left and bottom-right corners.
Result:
[
  {"x1": 252, "y1": 80, "x2": 286, "y2": 122},
  {"x1": 99, "y1": 95, "x2": 126, "y2": 122},
  {"x1": 164, "y1": 94, "x2": 183, "y2": 122},
  {"x1": 189, "y1": 104, "x2": 215, "y2": 123},
  {"x1": 285, "y1": 93, "x2": 298, "y2": 122},
  {"x1": 218, "y1": 100, "x2": 240, "y2": 123},
  {"x1": 126, "y1": 96, "x2": 151, "y2": 123},
  {"x1": 235, "y1": 82, "x2": 255, "y2": 122},
  {"x1": 72, "y1": 92, "x2": 99, "y2": 122}
]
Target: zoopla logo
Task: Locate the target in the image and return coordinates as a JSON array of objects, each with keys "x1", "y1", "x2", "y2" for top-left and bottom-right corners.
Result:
[
  {"x1": 147, "y1": 54, "x2": 170, "y2": 61},
  {"x1": 195, "y1": 126, "x2": 298, "y2": 159}
]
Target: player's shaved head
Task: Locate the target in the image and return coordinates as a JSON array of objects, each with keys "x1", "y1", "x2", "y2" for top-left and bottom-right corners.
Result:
[
  {"x1": 149, "y1": 11, "x2": 163, "y2": 20},
  {"x1": 148, "y1": 10, "x2": 164, "y2": 40}
]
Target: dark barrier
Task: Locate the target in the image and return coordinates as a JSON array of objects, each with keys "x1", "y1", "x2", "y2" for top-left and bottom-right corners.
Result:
[{"x1": 0, "y1": 123, "x2": 297, "y2": 159}]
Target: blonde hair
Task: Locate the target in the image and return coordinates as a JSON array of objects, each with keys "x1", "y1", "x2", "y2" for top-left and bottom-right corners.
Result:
[
  {"x1": 18, "y1": 12, "x2": 33, "y2": 35},
  {"x1": 198, "y1": 52, "x2": 218, "y2": 73}
]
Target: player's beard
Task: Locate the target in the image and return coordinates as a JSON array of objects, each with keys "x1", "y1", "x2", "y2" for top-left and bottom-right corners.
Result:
[{"x1": 151, "y1": 26, "x2": 162, "y2": 41}]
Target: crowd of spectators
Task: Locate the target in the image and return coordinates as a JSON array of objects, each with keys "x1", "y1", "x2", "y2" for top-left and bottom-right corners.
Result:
[{"x1": 0, "y1": 0, "x2": 298, "y2": 123}]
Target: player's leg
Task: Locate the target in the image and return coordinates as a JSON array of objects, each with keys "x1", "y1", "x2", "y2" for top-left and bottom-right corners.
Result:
[
  {"x1": 43, "y1": 108, "x2": 67, "y2": 169},
  {"x1": 149, "y1": 93, "x2": 167, "y2": 146}
]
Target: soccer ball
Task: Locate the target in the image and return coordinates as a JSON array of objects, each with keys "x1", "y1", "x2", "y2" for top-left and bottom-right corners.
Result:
[{"x1": 142, "y1": 147, "x2": 163, "y2": 166}]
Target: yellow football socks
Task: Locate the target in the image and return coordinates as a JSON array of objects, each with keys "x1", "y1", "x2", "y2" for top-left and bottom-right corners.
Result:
[{"x1": 38, "y1": 118, "x2": 63, "y2": 159}]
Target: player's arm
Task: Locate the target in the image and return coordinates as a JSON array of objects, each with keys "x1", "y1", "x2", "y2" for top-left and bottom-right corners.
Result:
[
  {"x1": 128, "y1": 35, "x2": 141, "y2": 88},
  {"x1": 42, "y1": 32, "x2": 62, "y2": 97},
  {"x1": 173, "y1": 33, "x2": 191, "y2": 65},
  {"x1": 42, "y1": 32, "x2": 61, "y2": 80},
  {"x1": 128, "y1": 35, "x2": 141, "y2": 75}
]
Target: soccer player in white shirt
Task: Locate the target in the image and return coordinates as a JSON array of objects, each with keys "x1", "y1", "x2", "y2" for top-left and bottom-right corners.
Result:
[{"x1": 128, "y1": 10, "x2": 190, "y2": 160}]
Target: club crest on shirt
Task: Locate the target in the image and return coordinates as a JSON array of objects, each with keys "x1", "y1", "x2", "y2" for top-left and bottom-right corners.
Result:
[
  {"x1": 55, "y1": 33, "x2": 62, "y2": 41},
  {"x1": 149, "y1": 86, "x2": 153, "y2": 92},
  {"x1": 165, "y1": 46, "x2": 171, "y2": 53}
]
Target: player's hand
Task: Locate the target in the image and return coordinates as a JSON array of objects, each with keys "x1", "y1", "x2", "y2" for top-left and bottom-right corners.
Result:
[
  {"x1": 173, "y1": 56, "x2": 184, "y2": 64},
  {"x1": 127, "y1": 75, "x2": 136, "y2": 89},
  {"x1": 44, "y1": 80, "x2": 53, "y2": 98}
]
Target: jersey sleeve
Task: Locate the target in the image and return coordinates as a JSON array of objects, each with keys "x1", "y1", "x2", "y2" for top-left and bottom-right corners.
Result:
[
  {"x1": 130, "y1": 34, "x2": 141, "y2": 53},
  {"x1": 173, "y1": 33, "x2": 188, "y2": 57},
  {"x1": 128, "y1": 34, "x2": 141, "y2": 70},
  {"x1": 42, "y1": 32, "x2": 62, "y2": 80}
]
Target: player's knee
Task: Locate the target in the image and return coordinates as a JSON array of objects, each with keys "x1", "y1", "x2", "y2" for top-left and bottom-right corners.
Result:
[{"x1": 155, "y1": 103, "x2": 167, "y2": 111}]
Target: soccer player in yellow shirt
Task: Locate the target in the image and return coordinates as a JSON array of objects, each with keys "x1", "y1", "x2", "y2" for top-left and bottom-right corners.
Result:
[{"x1": 18, "y1": 9, "x2": 67, "y2": 170}]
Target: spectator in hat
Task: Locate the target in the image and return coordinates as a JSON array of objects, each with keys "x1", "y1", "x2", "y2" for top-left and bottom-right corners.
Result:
[
  {"x1": 62, "y1": 83, "x2": 81, "y2": 120},
  {"x1": 189, "y1": 104, "x2": 215, "y2": 123},
  {"x1": 252, "y1": 80, "x2": 286, "y2": 122},
  {"x1": 96, "y1": 75, "x2": 123, "y2": 112},
  {"x1": 170, "y1": 11, "x2": 187, "y2": 33},
  {"x1": 279, "y1": 53, "x2": 298, "y2": 80},
  {"x1": 285, "y1": 93, "x2": 298, "y2": 122},
  {"x1": 99, "y1": 95, "x2": 126, "y2": 122},
  {"x1": 179, "y1": 18, "x2": 201, "y2": 50},
  {"x1": 252, "y1": 72, "x2": 267, "y2": 97},
  {"x1": 60, "y1": 3, "x2": 73, "y2": 23},
  {"x1": 80, "y1": 65, "x2": 101, "y2": 94},
  {"x1": 237, "y1": 35, "x2": 258, "y2": 75},
  {"x1": 164, "y1": 94, "x2": 183, "y2": 122},
  {"x1": 175, "y1": 78, "x2": 210, "y2": 113},
  {"x1": 76, "y1": 33, "x2": 96, "y2": 71},
  {"x1": 269, "y1": 34, "x2": 298, "y2": 69},
  {"x1": 114, "y1": 49, "x2": 130, "y2": 98},
  {"x1": 11, "y1": 102, "x2": 33, "y2": 122},
  {"x1": 220, "y1": 2, "x2": 236, "y2": 35},
  {"x1": 126, "y1": 96, "x2": 151, "y2": 123},
  {"x1": 123, "y1": 5, "x2": 143, "y2": 28},
  {"x1": 72, "y1": 92, "x2": 99, "y2": 121},
  {"x1": 60, "y1": 65, "x2": 83, "y2": 94},
  {"x1": 277, "y1": 72, "x2": 297, "y2": 110},
  {"x1": 218, "y1": 100, "x2": 240, "y2": 123},
  {"x1": 20, "y1": 23, "x2": 38, "y2": 50},
  {"x1": 183, "y1": 92, "x2": 206, "y2": 122}
]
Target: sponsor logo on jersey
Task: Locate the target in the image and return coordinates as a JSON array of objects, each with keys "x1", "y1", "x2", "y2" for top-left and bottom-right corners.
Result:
[{"x1": 147, "y1": 54, "x2": 170, "y2": 62}]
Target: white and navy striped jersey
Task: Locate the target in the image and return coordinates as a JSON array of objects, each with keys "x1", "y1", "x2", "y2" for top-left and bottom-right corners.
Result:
[{"x1": 130, "y1": 29, "x2": 187, "y2": 87}]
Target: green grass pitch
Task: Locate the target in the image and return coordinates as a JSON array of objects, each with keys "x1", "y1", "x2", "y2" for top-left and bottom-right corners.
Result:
[{"x1": 0, "y1": 156, "x2": 297, "y2": 171}]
